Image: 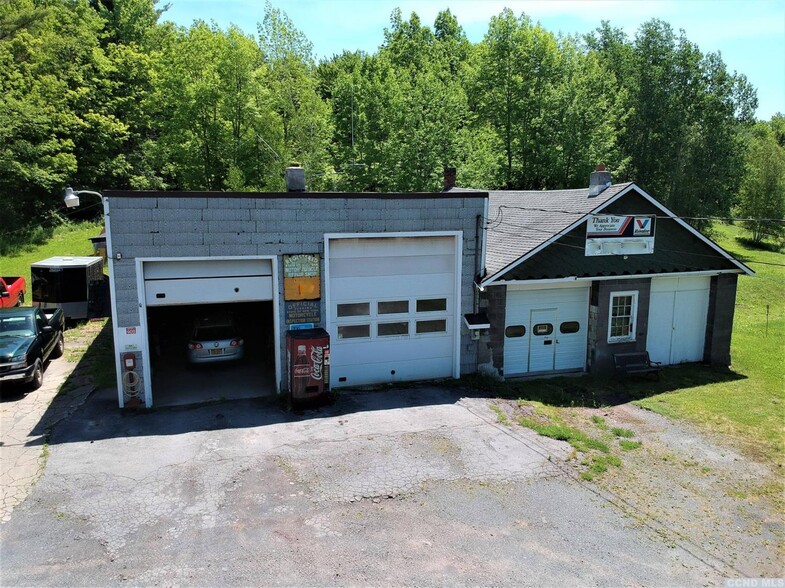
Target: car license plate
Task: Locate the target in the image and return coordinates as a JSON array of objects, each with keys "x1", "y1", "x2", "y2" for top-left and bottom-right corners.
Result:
[{"x1": 210, "y1": 349, "x2": 223, "y2": 355}]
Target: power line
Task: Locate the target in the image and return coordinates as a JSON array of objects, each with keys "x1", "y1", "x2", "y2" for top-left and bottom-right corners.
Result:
[
  {"x1": 495, "y1": 204, "x2": 785, "y2": 224},
  {"x1": 485, "y1": 219, "x2": 785, "y2": 269},
  {"x1": 485, "y1": 208, "x2": 785, "y2": 268}
]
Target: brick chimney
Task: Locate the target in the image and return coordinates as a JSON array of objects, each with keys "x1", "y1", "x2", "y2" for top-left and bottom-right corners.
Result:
[
  {"x1": 588, "y1": 164, "x2": 612, "y2": 197},
  {"x1": 443, "y1": 167, "x2": 457, "y2": 191}
]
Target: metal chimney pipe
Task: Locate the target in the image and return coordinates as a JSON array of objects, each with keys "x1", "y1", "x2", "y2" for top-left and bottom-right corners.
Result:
[
  {"x1": 588, "y1": 164, "x2": 612, "y2": 197},
  {"x1": 285, "y1": 164, "x2": 306, "y2": 192}
]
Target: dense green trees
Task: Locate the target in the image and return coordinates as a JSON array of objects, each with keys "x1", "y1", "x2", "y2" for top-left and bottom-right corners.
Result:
[
  {"x1": 737, "y1": 118, "x2": 785, "y2": 243},
  {"x1": 1, "y1": 1, "x2": 782, "y2": 244}
]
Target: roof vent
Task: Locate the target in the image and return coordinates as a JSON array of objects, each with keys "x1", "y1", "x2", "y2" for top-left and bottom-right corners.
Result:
[
  {"x1": 588, "y1": 164, "x2": 612, "y2": 197},
  {"x1": 285, "y1": 164, "x2": 306, "y2": 192}
]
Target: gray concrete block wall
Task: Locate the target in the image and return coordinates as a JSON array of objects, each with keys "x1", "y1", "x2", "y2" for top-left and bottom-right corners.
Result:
[
  {"x1": 704, "y1": 273, "x2": 738, "y2": 366},
  {"x1": 590, "y1": 278, "x2": 652, "y2": 375},
  {"x1": 107, "y1": 193, "x2": 486, "y2": 388}
]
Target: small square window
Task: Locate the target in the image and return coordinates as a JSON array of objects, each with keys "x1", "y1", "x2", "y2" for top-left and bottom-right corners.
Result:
[
  {"x1": 337, "y1": 324, "x2": 370, "y2": 339},
  {"x1": 337, "y1": 302, "x2": 370, "y2": 317},
  {"x1": 416, "y1": 319, "x2": 447, "y2": 334},
  {"x1": 416, "y1": 298, "x2": 447, "y2": 312},
  {"x1": 378, "y1": 300, "x2": 409, "y2": 314},
  {"x1": 378, "y1": 322, "x2": 409, "y2": 336}
]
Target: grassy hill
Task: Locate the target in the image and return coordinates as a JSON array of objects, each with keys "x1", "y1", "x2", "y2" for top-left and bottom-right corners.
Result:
[{"x1": 0, "y1": 221, "x2": 104, "y2": 298}]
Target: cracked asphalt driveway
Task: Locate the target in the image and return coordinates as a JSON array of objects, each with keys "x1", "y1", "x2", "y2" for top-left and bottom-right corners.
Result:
[{"x1": 1, "y1": 387, "x2": 730, "y2": 586}]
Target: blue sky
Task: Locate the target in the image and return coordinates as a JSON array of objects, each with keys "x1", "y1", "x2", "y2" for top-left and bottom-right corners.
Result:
[{"x1": 162, "y1": 0, "x2": 784, "y2": 121}]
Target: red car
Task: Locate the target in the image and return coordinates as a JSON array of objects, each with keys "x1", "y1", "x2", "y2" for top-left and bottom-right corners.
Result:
[{"x1": 0, "y1": 276, "x2": 26, "y2": 308}]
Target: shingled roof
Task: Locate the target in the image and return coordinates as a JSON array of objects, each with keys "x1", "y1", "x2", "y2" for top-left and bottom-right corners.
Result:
[{"x1": 449, "y1": 183, "x2": 633, "y2": 278}]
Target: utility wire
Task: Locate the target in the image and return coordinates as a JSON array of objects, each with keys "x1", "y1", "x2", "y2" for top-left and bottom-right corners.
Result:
[
  {"x1": 495, "y1": 204, "x2": 785, "y2": 224},
  {"x1": 485, "y1": 220, "x2": 785, "y2": 269},
  {"x1": 484, "y1": 208, "x2": 785, "y2": 268}
]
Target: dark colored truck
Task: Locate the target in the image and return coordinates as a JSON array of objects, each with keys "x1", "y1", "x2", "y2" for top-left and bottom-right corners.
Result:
[
  {"x1": 0, "y1": 307, "x2": 65, "y2": 390},
  {"x1": 0, "y1": 276, "x2": 26, "y2": 308}
]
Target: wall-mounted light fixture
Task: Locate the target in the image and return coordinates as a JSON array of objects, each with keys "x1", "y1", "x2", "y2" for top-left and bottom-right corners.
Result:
[{"x1": 64, "y1": 186, "x2": 104, "y2": 208}]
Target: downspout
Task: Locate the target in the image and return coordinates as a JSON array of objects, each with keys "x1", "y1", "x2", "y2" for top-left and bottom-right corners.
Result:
[{"x1": 474, "y1": 214, "x2": 481, "y2": 314}]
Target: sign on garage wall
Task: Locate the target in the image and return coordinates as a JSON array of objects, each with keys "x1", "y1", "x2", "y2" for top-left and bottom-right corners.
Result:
[
  {"x1": 284, "y1": 254, "x2": 321, "y2": 325},
  {"x1": 585, "y1": 215, "x2": 655, "y2": 257},
  {"x1": 284, "y1": 254, "x2": 321, "y2": 301},
  {"x1": 285, "y1": 300, "x2": 321, "y2": 325}
]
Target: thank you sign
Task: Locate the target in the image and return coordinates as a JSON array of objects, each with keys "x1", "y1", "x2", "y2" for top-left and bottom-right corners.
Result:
[
  {"x1": 587, "y1": 215, "x2": 653, "y2": 237},
  {"x1": 585, "y1": 215, "x2": 655, "y2": 256}
]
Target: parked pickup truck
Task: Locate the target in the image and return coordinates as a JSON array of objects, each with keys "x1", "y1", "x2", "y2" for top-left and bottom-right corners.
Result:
[
  {"x1": 0, "y1": 307, "x2": 64, "y2": 390},
  {"x1": 0, "y1": 276, "x2": 26, "y2": 308}
]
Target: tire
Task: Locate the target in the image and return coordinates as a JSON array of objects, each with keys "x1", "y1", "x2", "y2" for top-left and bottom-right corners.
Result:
[
  {"x1": 50, "y1": 333, "x2": 64, "y2": 359},
  {"x1": 30, "y1": 360, "x2": 43, "y2": 391},
  {"x1": 15, "y1": 292, "x2": 24, "y2": 307}
]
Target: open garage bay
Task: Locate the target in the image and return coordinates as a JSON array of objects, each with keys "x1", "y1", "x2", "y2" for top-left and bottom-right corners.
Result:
[{"x1": 146, "y1": 301, "x2": 276, "y2": 407}]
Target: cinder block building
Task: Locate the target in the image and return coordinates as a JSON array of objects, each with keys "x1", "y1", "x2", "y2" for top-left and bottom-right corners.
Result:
[
  {"x1": 105, "y1": 169, "x2": 487, "y2": 407},
  {"x1": 103, "y1": 166, "x2": 751, "y2": 408}
]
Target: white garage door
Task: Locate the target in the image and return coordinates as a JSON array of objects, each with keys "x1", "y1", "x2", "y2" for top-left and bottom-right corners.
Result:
[
  {"x1": 504, "y1": 285, "x2": 589, "y2": 376},
  {"x1": 327, "y1": 236, "x2": 459, "y2": 387},
  {"x1": 143, "y1": 259, "x2": 274, "y2": 306},
  {"x1": 647, "y1": 276, "x2": 710, "y2": 365}
]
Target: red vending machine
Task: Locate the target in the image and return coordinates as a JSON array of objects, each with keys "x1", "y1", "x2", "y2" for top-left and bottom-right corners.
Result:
[{"x1": 286, "y1": 327, "x2": 330, "y2": 406}]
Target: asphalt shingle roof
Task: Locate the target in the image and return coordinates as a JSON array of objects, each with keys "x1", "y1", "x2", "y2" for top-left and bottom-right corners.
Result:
[{"x1": 450, "y1": 183, "x2": 633, "y2": 279}]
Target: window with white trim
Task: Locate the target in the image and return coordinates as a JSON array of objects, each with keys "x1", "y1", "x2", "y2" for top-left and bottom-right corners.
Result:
[
  {"x1": 608, "y1": 291, "x2": 637, "y2": 343},
  {"x1": 416, "y1": 319, "x2": 447, "y2": 334}
]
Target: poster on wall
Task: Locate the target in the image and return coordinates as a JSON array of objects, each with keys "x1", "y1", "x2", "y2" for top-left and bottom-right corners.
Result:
[
  {"x1": 285, "y1": 300, "x2": 321, "y2": 325},
  {"x1": 585, "y1": 215, "x2": 655, "y2": 256},
  {"x1": 283, "y1": 254, "x2": 321, "y2": 301},
  {"x1": 283, "y1": 254, "x2": 322, "y2": 325}
]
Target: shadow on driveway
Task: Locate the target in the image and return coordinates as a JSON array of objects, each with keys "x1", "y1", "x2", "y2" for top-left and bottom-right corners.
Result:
[{"x1": 43, "y1": 383, "x2": 473, "y2": 446}]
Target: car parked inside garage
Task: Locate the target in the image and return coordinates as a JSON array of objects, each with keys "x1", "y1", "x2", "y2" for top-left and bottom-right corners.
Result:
[{"x1": 187, "y1": 313, "x2": 244, "y2": 365}]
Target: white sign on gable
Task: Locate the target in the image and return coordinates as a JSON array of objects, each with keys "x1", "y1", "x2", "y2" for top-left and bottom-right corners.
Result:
[{"x1": 585, "y1": 214, "x2": 655, "y2": 257}]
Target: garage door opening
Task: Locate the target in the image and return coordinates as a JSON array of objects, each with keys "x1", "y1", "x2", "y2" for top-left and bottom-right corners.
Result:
[{"x1": 146, "y1": 301, "x2": 276, "y2": 407}]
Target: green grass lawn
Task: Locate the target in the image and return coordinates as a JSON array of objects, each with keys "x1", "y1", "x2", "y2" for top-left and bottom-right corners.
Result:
[
  {"x1": 634, "y1": 223, "x2": 785, "y2": 467},
  {"x1": 0, "y1": 220, "x2": 104, "y2": 300}
]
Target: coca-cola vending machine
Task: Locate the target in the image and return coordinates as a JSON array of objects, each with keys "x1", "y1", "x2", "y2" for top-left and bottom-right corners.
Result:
[{"x1": 286, "y1": 327, "x2": 330, "y2": 406}]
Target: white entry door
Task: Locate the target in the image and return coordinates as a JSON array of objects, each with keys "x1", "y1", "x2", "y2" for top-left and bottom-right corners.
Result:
[
  {"x1": 529, "y1": 308, "x2": 557, "y2": 372},
  {"x1": 647, "y1": 276, "x2": 711, "y2": 365}
]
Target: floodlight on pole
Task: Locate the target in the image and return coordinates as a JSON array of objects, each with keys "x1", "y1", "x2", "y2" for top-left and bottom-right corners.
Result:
[{"x1": 64, "y1": 186, "x2": 104, "y2": 208}]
